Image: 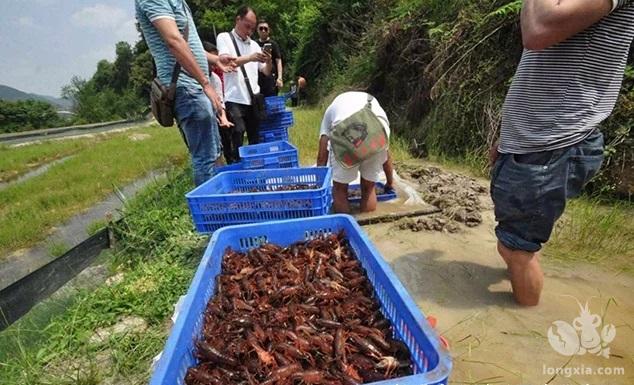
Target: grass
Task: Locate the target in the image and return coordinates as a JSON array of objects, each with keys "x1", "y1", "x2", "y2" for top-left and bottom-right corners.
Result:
[
  {"x1": 86, "y1": 220, "x2": 109, "y2": 237},
  {"x1": 0, "y1": 139, "x2": 98, "y2": 183},
  {"x1": 545, "y1": 198, "x2": 634, "y2": 274},
  {"x1": 47, "y1": 241, "x2": 71, "y2": 258},
  {"x1": 0, "y1": 125, "x2": 188, "y2": 257},
  {"x1": 0, "y1": 171, "x2": 203, "y2": 384}
]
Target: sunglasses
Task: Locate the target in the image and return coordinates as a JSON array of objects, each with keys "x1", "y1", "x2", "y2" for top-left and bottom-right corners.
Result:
[{"x1": 259, "y1": 26, "x2": 268, "y2": 32}]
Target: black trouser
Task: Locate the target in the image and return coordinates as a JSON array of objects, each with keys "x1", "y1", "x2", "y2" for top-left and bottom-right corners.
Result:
[
  {"x1": 225, "y1": 102, "x2": 260, "y2": 163},
  {"x1": 258, "y1": 73, "x2": 278, "y2": 97}
]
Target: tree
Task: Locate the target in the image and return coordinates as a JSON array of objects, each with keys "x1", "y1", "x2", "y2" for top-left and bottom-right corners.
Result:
[{"x1": 113, "y1": 41, "x2": 134, "y2": 92}]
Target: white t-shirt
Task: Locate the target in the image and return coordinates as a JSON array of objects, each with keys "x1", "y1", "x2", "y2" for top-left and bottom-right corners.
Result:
[
  {"x1": 319, "y1": 92, "x2": 391, "y2": 141},
  {"x1": 216, "y1": 29, "x2": 264, "y2": 105}
]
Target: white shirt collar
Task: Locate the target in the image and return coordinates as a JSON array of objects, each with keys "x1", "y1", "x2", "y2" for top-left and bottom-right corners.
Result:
[{"x1": 231, "y1": 29, "x2": 251, "y2": 44}]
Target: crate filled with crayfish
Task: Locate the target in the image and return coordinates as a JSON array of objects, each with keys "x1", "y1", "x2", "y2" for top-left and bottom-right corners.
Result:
[{"x1": 149, "y1": 215, "x2": 452, "y2": 385}]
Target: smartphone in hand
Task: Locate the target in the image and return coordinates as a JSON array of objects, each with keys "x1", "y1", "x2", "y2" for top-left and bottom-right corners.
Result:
[{"x1": 263, "y1": 43, "x2": 272, "y2": 55}]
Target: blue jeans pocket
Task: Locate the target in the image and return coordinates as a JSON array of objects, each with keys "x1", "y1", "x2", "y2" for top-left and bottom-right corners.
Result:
[{"x1": 566, "y1": 132, "x2": 604, "y2": 198}]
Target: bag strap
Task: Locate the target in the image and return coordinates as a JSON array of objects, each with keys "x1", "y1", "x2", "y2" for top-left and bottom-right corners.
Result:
[
  {"x1": 230, "y1": 32, "x2": 256, "y2": 102},
  {"x1": 168, "y1": 1, "x2": 190, "y2": 89}
]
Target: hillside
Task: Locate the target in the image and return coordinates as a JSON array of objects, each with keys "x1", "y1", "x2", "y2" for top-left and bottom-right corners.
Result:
[{"x1": 0, "y1": 84, "x2": 72, "y2": 110}]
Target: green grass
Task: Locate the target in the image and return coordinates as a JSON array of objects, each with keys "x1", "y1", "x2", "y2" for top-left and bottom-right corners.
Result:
[
  {"x1": 47, "y1": 241, "x2": 71, "y2": 258},
  {"x1": 86, "y1": 220, "x2": 109, "y2": 237},
  {"x1": 0, "y1": 125, "x2": 188, "y2": 257},
  {"x1": 545, "y1": 198, "x2": 634, "y2": 275},
  {"x1": 0, "y1": 171, "x2": 202, "y2": 384},
  {"x1": 0, "y1": 139, "x2": 97, "y2": 183}
]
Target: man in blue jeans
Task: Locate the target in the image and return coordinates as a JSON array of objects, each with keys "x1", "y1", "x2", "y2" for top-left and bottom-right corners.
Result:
[
  {"x1": 490, "y1": 0, "x2": 633, "y2": 306},
  {"x1": 136, "y1": 0, "x2": 235, "y2": 186}
]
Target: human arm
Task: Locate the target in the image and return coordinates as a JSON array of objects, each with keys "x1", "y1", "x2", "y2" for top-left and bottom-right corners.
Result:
[
  {"x1": 276, "y1": 58, "x2": 283, "y2": 88},
  {"x1": 151, "y1": 18, "x2": 222, "y2": 111},
  {"x1": 317, "y1": 135, "x2": 329, "y2": 166},
  {"x1": 206, "y1": 52, "x2": 236, "y2": 73},
  {"x1": 520, "y1": 0, "x2": 614, "y2": 50}
]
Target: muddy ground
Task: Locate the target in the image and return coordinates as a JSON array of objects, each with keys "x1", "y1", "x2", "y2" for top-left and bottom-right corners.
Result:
[{"x1": 361, "y1": 162, "x2": 634, "y2": 385}]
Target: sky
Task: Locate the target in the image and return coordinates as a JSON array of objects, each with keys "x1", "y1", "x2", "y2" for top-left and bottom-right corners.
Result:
[{"x1": 0, "y1": 0, "x2": 140, "y2": 98}]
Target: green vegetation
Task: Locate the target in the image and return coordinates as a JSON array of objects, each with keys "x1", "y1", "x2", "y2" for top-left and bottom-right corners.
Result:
[
  {"x1": 0, "y1": 139, "x2": 97, "y2": 183},
  {"x1": 0, "y1": 125, "x2": 187, "y2": 257},
  {"x1": 0, "y1": 172, "x2": 201, "y2": 384},
  {"x1": 292, "y1": 0, "x2": 633, "y2": 196},
  {"x1": 546, "y1": 199, "x2": 634, "y2": 275},
  {"x1": 0, "y1": 99, "x2": 64, "y2": 133},
  {"x1": 46, "y1": 241, "x2": 71, "y2": 258},
  {"x1": 62, "y1": 42, "x2": 148, "y2": 124}
]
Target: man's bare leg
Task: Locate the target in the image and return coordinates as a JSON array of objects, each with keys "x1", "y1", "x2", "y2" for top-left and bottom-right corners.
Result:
[
  {"x1": 498, "y1": 241, "x2": 544, "y2": 306},
  {"x1": 360, "y1": 177, "x2": 378, "y2": 213},
  {"x1": 333, "y1": 181, "x2": 350, "y2": 214}
]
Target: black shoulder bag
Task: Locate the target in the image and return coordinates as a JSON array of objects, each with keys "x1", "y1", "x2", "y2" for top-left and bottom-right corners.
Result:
[
  {"x1": 149, "y1": 15, "x2": 189, "y2": 127},
  {"x1": 229, "y1": 33, "x2": 267, "y2": 121}
]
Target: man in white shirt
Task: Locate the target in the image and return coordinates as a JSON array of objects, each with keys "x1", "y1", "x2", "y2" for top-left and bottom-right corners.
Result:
[
  {"x1": 216, "y1": 6, "x2": 272, "y2": 163},
  {"x1": 317, "y1": 91, "x2": 394, "y2": 214}
]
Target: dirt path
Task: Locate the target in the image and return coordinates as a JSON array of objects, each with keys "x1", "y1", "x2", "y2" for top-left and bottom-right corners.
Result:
[{"x1": 362, "y1": 163, "x2": 634, "y2": 385}]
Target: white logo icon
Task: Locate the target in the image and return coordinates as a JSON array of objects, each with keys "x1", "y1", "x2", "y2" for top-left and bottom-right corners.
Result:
[{"x1": 548, "y1": 298, "x2": 616, "y2": 358}]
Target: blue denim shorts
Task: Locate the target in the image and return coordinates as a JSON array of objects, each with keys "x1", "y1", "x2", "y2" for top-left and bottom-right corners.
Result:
[{"x1": 490, "y1": 130, "x2": 604, "y2": 252}]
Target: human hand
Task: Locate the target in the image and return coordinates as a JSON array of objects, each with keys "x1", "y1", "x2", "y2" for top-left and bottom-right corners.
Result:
[
  {"x1": 251, "y1": 52, "x2": 269, "y2": 63},
  {"x1": 203, "y1": 84, "x2": 222, "y2": 113},
  {"x1": 217, "y1": 55, "x2": 237, "y2": 72},
  {"x1": 276, "y1": 78, "x2": 283, "y2": 88},
  {"x1": 218, "y1": 114, "x2": 234, "y2": 128},
  {"x1": 488, "y1": 141, "x2": 499, "y2": 166}
]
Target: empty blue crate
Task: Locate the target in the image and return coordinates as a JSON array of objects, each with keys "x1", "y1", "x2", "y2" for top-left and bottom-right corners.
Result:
[
  {"x1": 238, "y1": 140, "x2": 298, "y2": 170},
  {"x1": 264, "y1": 95, "x2": 287, "y2": 115},
  {"x1": 185, "y1": 167, "x2": 332, "y2": 233},
  {"x1": 149, "y1": 214, "x2": 452, "y2": 385},
  {"x1": 258, "y1": 127, "x2": 288, "y2": 143},
  {"x1": 260, "y1": 110, "x2": 294, "y2": 131}
]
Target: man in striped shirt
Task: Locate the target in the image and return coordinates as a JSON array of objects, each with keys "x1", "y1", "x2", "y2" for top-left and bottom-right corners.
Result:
[
  {"x1": 490, "y1": 0, "x2": 633, "y2": 306},
  {"x1": 136, "y1": 0, "x2": 236, "y2": 186}
]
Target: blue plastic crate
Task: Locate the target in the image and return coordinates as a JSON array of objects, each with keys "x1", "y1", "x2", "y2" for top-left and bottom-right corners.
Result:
[
  {"x1": 264, "y1": 95, "x2": 287, "y2": 115},
  {"x1": 260, "y1": 111, "x2": 294, "y2": 130},
  {"x1": 213, "y1": 162, "x2": 243, "y2": 174},
  {"x1": 258, "y1": 127, "x2": 288, "y2": 143},
  {"x1": 186, "y1": 167, "x2": 332, "y2": 233},
  {"x1": 238, "y1": 140, "x2": 299, "y2": 170},
  {"x1": 149, "y1": 214, "x2": 452, "y2": 385},
  {"x1": 348, "y1": 181, "x2": 397, "y2": 204}
]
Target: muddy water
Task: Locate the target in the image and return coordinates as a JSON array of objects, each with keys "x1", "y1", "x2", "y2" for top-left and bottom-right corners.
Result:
[{"x1": 363, "y1": 181, "x2": 634, "y2": 385}]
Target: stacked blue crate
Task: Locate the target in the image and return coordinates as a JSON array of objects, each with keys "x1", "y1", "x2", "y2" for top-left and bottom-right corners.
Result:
[{"x1": 259, "y1": 96, "x2": 294, "y2": 143}]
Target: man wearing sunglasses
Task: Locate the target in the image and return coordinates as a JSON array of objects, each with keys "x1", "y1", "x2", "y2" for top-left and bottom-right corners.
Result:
[{"x1": 256, "y1": 20, "x2": 283, "y2": 96}]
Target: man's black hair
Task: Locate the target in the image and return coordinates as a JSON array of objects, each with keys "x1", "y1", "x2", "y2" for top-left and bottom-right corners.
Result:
[
  {"x1": 236, "y1": 5, "x2": 255, "y2": 18},
  {"x1": 202, "y1": 41, "x2": 217, "y2": 53},
  {"x1": 258, "y1": 18, "x2": 268, "y2": 26}
]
